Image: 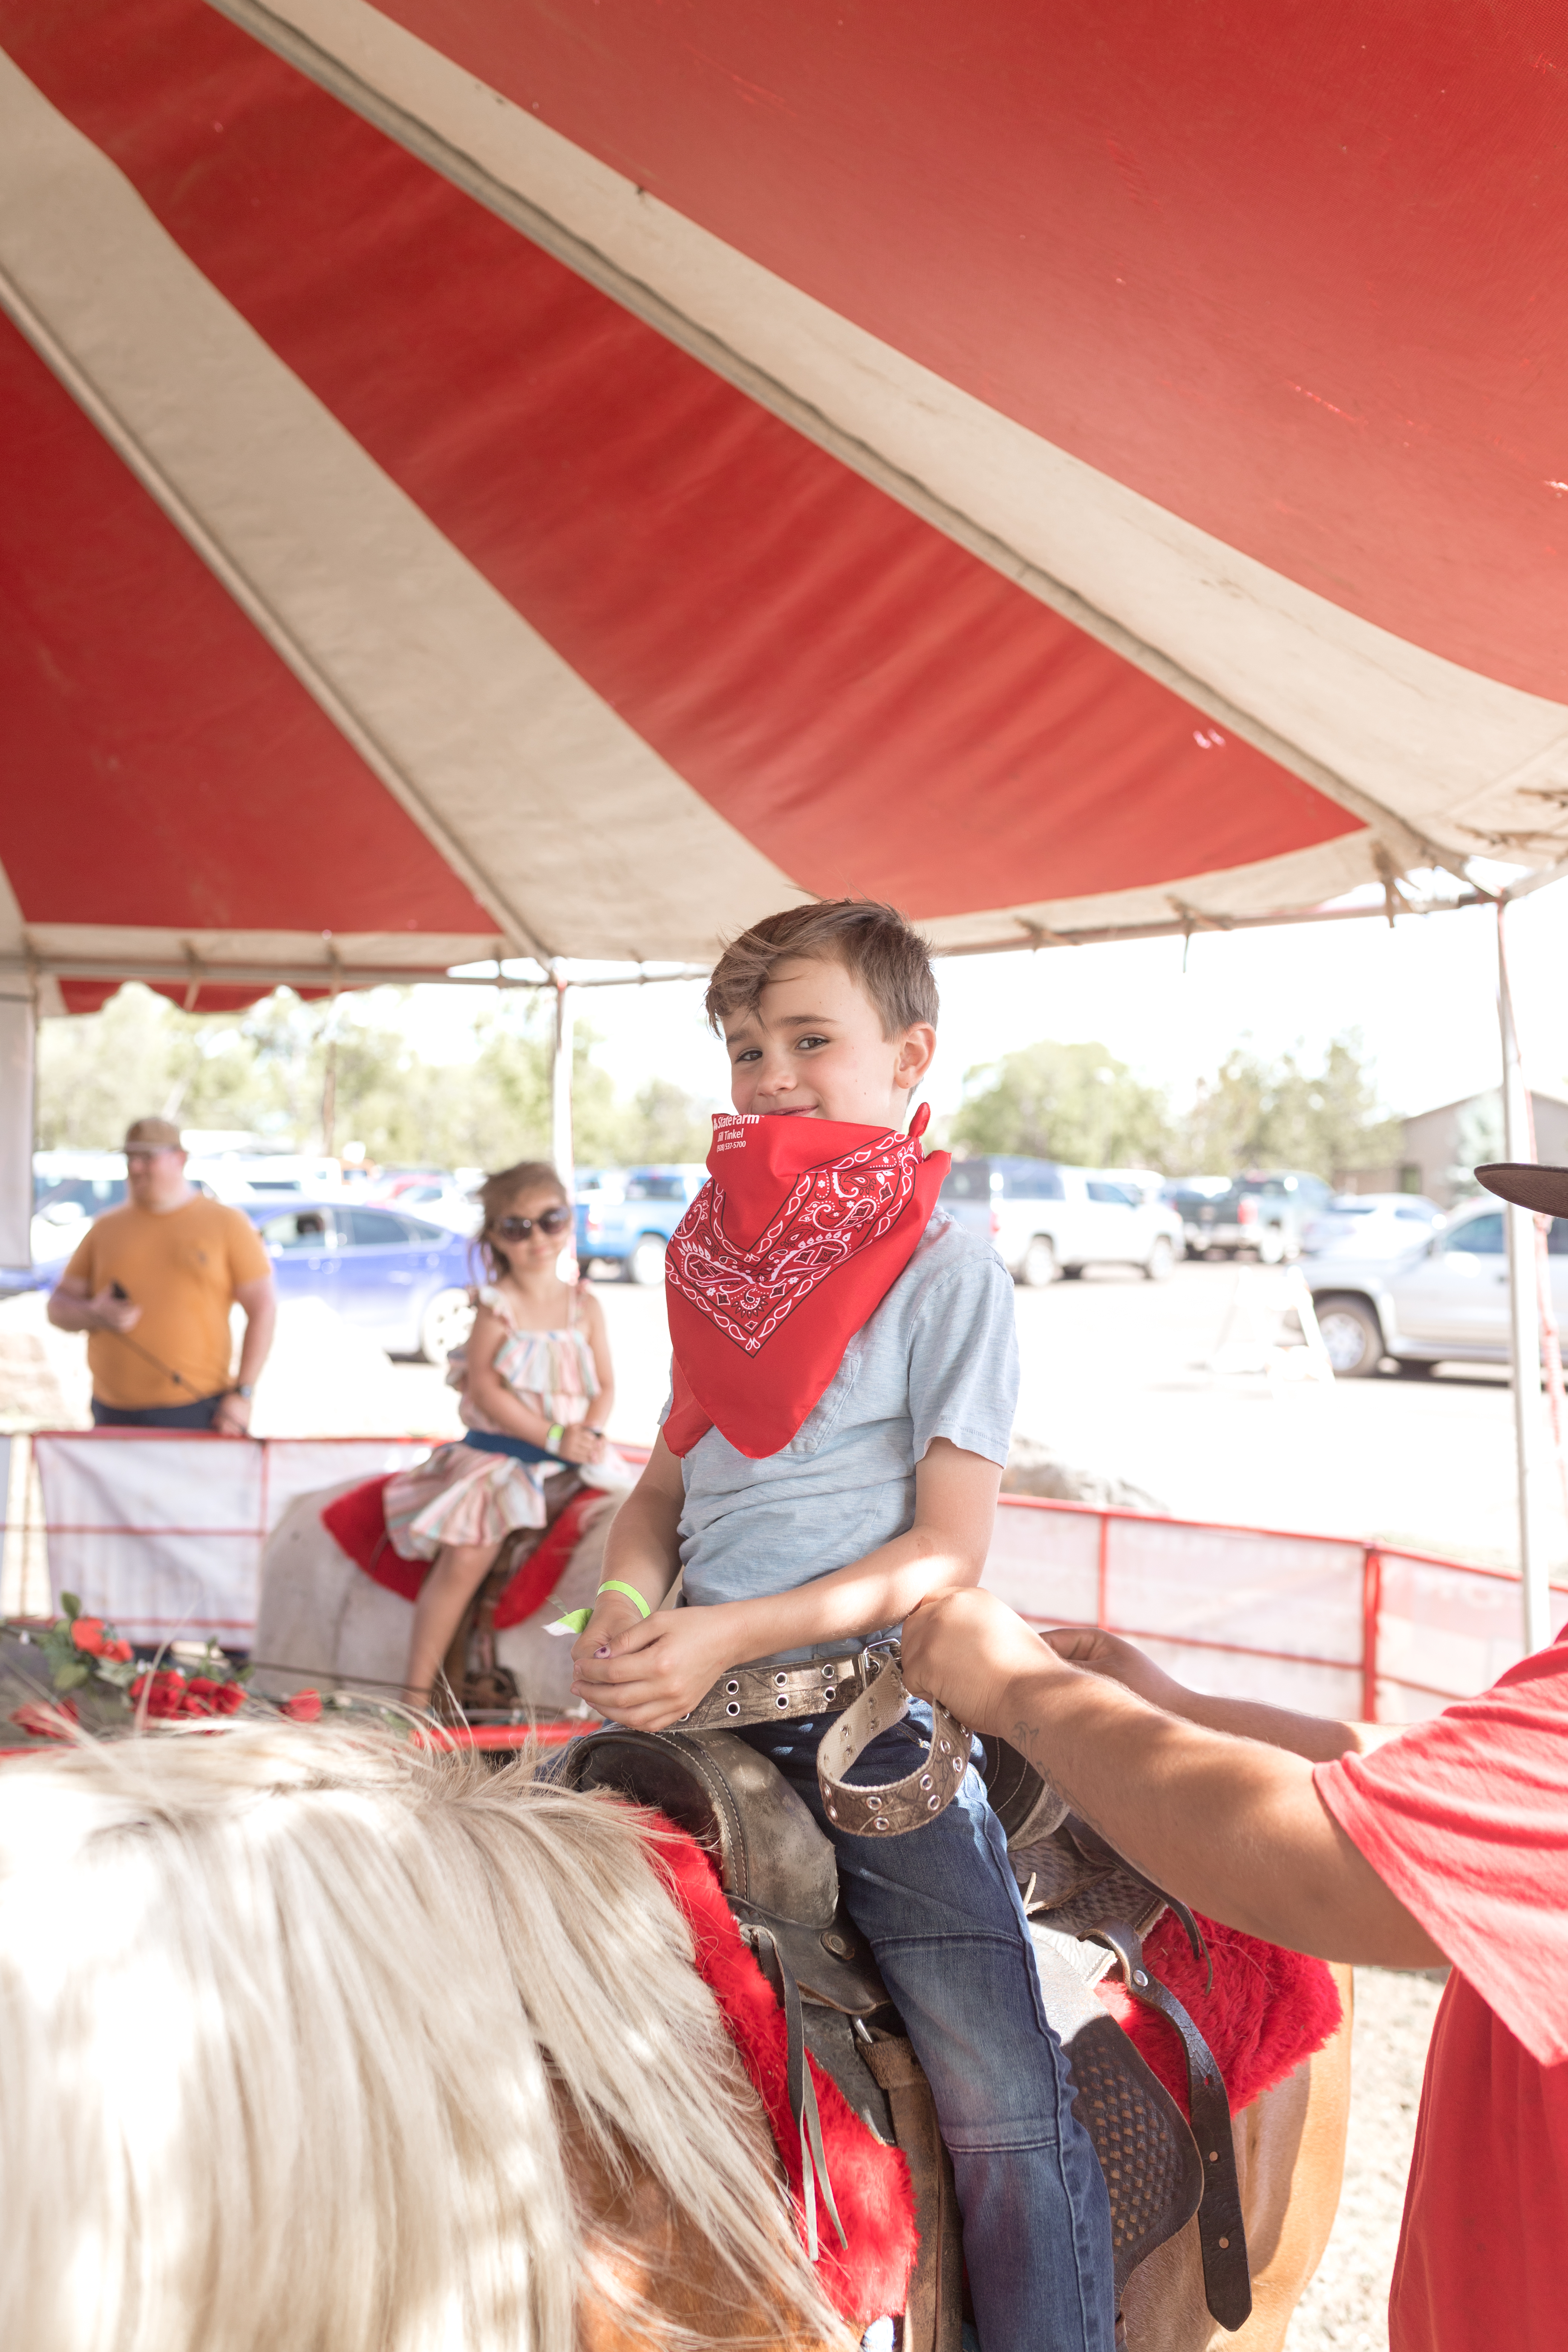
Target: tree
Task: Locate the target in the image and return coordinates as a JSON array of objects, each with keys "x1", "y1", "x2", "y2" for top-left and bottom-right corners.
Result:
[
  {"x1": 35, "y1": 984, "x2": 705, "y2": 1176},
  {"x1": 1177, "y1": 1032, "x2": 1400, "y2": 1180},
  {"x1": 611, "y1": 1078, "x2": 716, "y2": 1167},
  {"x1": 953, "y1": 1041, "x2": 1173, "y2": 1169}
]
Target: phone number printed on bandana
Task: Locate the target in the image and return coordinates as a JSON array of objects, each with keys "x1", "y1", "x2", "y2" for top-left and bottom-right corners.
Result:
[{"x1": 666, "y1": 1126, "x2": 923, "y2": 1355}]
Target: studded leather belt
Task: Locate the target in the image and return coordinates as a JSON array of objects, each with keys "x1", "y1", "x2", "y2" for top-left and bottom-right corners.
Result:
[
  {"x1": 675, "y1": 1648, "x2": 884, "y2": 1730},
  {"x1": 678, "y1": 1644, "x2": 972, "y2": 1837}
]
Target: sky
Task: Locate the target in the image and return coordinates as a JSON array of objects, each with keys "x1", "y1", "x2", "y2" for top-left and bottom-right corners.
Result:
[{"x1": 397, "y1": 876, "x2": 1568, "y2": 1129}]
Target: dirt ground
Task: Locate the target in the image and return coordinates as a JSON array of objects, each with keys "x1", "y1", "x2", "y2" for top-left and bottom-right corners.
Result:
[{"x1": 1285, "y1": 1967, "x2": 1445, "y2": 2352}]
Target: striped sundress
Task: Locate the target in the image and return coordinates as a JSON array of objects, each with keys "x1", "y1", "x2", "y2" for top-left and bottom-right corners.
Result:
[{"x1": 383, "y1": 1283, "x2": 605, "y2": 1561}]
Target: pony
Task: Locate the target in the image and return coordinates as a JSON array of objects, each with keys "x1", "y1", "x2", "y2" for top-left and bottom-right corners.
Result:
[
  {"x1": 250, "y1": 1479, "x2": 617, "y2": 1709},
  {"x1": 0, "y1": 1724, "x2": 845, "y2": 2352},
  {"x1": 0, "y1": 1723, "x2": 1351, "y2": 2352}
]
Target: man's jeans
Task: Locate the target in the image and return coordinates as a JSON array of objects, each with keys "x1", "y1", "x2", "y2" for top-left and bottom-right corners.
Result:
[
  {"x1": 90, "y1": 1393, "x2": 225, "y2": 1429},
  {"x1": 742, "y1": 1705, "x2": 1115, "y2": 2352}
]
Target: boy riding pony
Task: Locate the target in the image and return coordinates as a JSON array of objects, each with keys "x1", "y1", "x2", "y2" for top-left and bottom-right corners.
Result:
[{"x1": 571, "y1": 901, "x2": 1115, "y2": 2352}]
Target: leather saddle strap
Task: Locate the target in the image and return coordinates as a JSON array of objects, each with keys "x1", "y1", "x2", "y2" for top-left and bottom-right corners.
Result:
[
  {"x1": 815, "y1": 1656, "x2": 971, "y2": 1838},
  {"x1": 1090, "y1": 1923, "x2": 1252, "y2": 2333},
  {"x1": 744, "y1": 1925, "x2": 848, "y2": 2263}
]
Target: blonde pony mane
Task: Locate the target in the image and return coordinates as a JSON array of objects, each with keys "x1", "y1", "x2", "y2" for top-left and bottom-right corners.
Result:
[{"x1": 0, "y1": 1724, "x2": 847, "y2": 2352}]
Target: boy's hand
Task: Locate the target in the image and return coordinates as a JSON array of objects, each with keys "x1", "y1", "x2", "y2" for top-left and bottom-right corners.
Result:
[{"x1": 570, "y1": 1605, "x2": 745, "y2": 1730}]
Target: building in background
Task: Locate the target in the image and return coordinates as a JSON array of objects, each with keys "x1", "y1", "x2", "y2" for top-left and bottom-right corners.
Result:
[{"x1": 1340, "y1": 1090, "x2": 1568, "y2": 1206}]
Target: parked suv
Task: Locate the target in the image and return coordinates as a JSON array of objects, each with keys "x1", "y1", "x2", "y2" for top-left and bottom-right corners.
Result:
[
  {"x1": 1163, "y1": 1170, "x2": 1333, "y2": 1262},
  {"x1": 577, "y1": 1165, "x2": 708, "y2": 1284},
  {"x1": 1307, "y1": 1197, "x2": 1568, "y2": 1377},
  {"x1": 940, "y1": 1156, "x2": 1184, "y2": 1284}
]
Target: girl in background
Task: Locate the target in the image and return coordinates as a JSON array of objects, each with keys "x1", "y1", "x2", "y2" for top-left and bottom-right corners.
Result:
[{"x1": 388, "y1": 1160, "x2": 618, "y2": 1707}]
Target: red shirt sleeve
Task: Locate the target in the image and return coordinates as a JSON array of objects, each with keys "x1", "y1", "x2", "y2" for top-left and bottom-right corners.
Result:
[{"x1": 1315, "y1": 1630, "x2": 1568, "y2": 2066}]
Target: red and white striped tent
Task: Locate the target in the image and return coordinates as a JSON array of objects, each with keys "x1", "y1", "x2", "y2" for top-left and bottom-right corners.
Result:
[{"x1": 3, "y1": 0, "x2": 1566, "y2": 1246}]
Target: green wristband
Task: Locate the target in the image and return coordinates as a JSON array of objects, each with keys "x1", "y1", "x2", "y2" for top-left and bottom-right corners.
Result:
[
  {"x1": 547, "y1": 1423, "x2": 566, "y2": 1452},
  {"x1": 597, "y1": 1580, "x2": 652, "y2": 1620}
]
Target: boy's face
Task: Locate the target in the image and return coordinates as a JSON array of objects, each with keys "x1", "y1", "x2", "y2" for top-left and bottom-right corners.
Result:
[{"x1": 721, "y1": 956, "x2": 936, "y2": 1128}]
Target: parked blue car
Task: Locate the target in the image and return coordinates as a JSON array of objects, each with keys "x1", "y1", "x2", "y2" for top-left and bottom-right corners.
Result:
[
  {"x1": 576, "y1": 1165, "x2": 707, "y2": 1285},
  {"x1": 243, "y1": 1199, "x2": 476, "y2": 1362}
]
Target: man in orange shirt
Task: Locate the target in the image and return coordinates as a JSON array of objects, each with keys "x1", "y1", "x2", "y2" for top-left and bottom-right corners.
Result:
[{"x1": 49, "y1": 1118, "x2": 276, "y2": 1434}]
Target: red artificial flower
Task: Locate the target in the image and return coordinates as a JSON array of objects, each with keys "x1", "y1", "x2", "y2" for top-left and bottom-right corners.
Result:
[
  {"x1": 130, "y1": 1670, "x2": 193, "y2": 1720},
  {"x1": 70, "y1": 1618, "x2": 107, "y2": 1655},
  {"x1": 11, "y1": 1698, "x2": 80, "y2": 1741},
  {"x1": 102, "y1": 1637, "x2": 133, "y2": 1663},
  {"x1": 280, "y1": 1689, "x2": 322, "y2": 1723},
  {"x1": 214, "y1": 1683, "x2": 245, "y2": 1714}
]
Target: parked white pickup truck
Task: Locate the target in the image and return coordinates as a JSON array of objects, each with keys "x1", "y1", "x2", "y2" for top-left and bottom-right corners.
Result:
[{"x1": 940, "y1": 1155, "x2": 1184, "y2": 1283}]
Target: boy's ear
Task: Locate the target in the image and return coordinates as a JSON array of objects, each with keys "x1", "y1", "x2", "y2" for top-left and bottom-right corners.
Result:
[{"x1": 896, "y1": 1021, "x2": 938, "y2": 1095}]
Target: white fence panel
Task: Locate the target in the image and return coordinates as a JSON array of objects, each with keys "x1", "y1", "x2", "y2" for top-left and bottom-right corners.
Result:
[
  {"x1": 1106, "y1": 1517, "x2": 1365, "y2": 1667},
  {"x1": 981, "y1": 1499, "x2": 1101, "y2": 1624},
  {"x1": 1373, "y1": 1551, "x2": 1568, "y2": 1722},
  {"x1": 32, "y1": 1434, "x2": 428, "y2": 1643}
]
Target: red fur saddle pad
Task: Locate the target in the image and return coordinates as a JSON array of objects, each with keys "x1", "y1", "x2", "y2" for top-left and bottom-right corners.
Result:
[
  {"x1": 649, "y1": 1822, "x2": 1344, "y2": 2322},
  {"x1": 318, "y1": 1477, "x2": 596, "y2": 1626},
  {"x1": 1096, "y1": 1910, "x2": 1343, "y2": 2118},
  {"x1": 651, "y1": 1819, "x2": 920, "y2": 2325}
]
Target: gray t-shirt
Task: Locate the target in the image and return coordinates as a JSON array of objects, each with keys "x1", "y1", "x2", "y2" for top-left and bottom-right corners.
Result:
[{"x1": 663, "y1": 1209, "x2": 1019, "y2": 1663}]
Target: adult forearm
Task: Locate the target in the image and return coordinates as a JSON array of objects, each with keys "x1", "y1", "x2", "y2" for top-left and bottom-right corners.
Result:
[
  {"x1": 1158, "y1": 1687, "x2": 1367, "y2": 1763},
  {"x1": 235, "y1": 1299, "x2": 276, "y2": 1387},
  {"x1": 47, "y1": 1290, "x2": 96, "y2": 1333},
  {"x1": 995, "y1": 1660, "x2": 1441, "y2": 1964}
]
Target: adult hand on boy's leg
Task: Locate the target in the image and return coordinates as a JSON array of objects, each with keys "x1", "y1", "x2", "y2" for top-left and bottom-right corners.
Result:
[{"x1": 570, "y1": 1604, "x2": 743, "y2": 1729}]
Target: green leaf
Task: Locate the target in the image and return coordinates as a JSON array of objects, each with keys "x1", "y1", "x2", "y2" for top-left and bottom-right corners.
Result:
[
  {"x1": 60, "y1": 1592, "x2": 82, "y2": 1621},
  {"x1": 53, "y1": 1662, "x2": 89, "y2": 1690}
]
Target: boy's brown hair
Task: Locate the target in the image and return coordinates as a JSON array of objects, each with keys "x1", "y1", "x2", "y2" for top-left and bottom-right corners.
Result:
[{"x1": 705, "y1": 900, "x2": 939, "y2": 1040}]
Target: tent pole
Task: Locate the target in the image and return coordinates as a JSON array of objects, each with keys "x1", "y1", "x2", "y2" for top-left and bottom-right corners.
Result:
[
  {"x1": 550, "y1": 967, "x2": 574, "y2": 1202},
  {"x1": 1497, "y1": 899, "x2": 1549, "y2": 1651},
  {"x1": 0, "y1": 970, "x2": 36, "y2": 1271}
]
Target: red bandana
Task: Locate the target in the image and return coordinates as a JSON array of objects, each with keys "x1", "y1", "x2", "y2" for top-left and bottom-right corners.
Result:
[{"x1": 663, "y1": 1103, "x2": 949, "y2": 1459}]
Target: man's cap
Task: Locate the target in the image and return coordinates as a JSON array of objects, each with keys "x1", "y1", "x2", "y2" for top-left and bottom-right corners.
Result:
[
  {"x1": 1475, "y1": 1163, "x2": 1568, "y2": 1219},
  {"x1": 123, "y1": 1116, "x2": 185, "y2": 1151}
]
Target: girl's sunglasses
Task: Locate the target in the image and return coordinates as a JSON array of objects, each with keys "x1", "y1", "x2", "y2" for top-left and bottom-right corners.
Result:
[{"x1": 492, "y1": 1205, "x2": 572, "y2": 1242}]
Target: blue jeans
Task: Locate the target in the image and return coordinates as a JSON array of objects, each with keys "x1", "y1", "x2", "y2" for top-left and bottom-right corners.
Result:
[{"x1": 741, "y1": 1706, "x2": 1115, "y2": 2352}]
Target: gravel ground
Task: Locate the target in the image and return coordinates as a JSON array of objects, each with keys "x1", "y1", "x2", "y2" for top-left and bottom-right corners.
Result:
[{"x1": 1285, "y1": 1967, "x2": 1446, "y2": 2352}]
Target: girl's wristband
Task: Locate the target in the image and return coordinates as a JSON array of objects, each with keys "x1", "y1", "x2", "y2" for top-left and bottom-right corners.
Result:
[{"x1": 546, "y1": 1423, "x2": 566, "y2": 1452}]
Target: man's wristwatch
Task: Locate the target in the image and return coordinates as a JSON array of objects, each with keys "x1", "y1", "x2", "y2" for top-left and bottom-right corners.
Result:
[{"x1": 228, "y1": 1384, "x2": 254, "y2": 1400}]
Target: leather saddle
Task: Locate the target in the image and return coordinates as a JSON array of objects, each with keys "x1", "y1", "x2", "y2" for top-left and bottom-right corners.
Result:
[
  {"x1": 559, "y1": 1724, "x2": 1251, "y2": 2349},
  {"x1": 447, "y1": 1471, "x2": 590, "y2": 1715}
]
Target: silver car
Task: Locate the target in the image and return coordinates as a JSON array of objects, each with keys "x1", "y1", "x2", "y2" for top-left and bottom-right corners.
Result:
[
  {"x1": 1307, "y1": 1197, "x2": 1568, "y2": 1376},
  {"x1": 1300, "y1": 1191, "x2": 1445, "y2": 1256}
]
